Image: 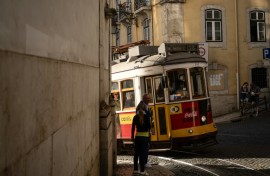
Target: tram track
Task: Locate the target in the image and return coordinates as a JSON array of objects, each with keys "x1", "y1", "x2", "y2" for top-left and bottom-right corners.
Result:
[
  {"x1": 158, "y1": 150, "x2": 270, "y2": 176},
  {"x1": 158, "y1": 156, "x2": 220, "y2": 176}
]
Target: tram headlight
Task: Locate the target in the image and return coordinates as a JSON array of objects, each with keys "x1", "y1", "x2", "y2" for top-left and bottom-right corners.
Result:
[
  {"x1": 201, "y1": 116, "x2": 207, "y2": 122},
  {"x1": 188, "y1": 129, "x2": 193, "y2": 134}
]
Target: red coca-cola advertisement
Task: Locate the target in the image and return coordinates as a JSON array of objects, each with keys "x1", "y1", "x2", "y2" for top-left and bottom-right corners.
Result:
[{"x1": 170, "y1": 101, "x2": 201, "y2": 130}]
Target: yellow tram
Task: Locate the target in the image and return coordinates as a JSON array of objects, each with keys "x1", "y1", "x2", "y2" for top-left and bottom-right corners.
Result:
[{"x1": 111, "y1": 43, "x2": 218, "y2": 152}]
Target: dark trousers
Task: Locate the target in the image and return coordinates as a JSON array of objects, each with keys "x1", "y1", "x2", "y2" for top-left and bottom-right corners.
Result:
[
  {"x1": 145, "y1": 136, "x2": 150, "y2": 164},
  {"x1": 133, "y1": 136, "x2": 148, "y2": 172}
]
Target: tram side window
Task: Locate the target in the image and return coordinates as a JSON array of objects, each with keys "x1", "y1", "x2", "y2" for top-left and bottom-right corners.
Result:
[
  {"x1": 111, "y1": 82, "x2": 121, "y2": 111},
  {"x1": 121, "y1": 79, "x2": 135, "y2": 109},
  {"x1": 168, "y1": 69, "x2": 189, "y2": 101},
  {"x1": 122, "y1": 79, "x2": 133, "y2": 89},
  {"x1": 190, "y1": 67, "x2": 206, "y2": 98},
  {"x1": 154, "y1": 77, "x2": 165, "y2": 103},
  {"x1": 112, "y1": 82, "x2": 119, "y2": 91},
  {"x1": 145, "y1": 78, "x2": 154, "y2": 103}
]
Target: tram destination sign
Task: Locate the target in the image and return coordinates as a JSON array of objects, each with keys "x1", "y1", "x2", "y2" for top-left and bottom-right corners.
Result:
[{"x1": 159, "y1": 43, "x2": 199, "y2": 56}]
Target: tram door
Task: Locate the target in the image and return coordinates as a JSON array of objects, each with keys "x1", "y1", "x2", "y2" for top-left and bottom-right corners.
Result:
[{"x1": 145, "y1": 76, "x2": 171, "y2": 142}]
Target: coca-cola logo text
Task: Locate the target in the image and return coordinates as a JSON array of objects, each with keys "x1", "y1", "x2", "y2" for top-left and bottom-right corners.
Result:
[{"x1": 184, "y1": 111, "x2": 198, "y2": 118}]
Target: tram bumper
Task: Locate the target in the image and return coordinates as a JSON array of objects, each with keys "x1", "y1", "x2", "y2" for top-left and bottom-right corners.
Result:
[{"x1": 171, "y1": 131, "x2": 218, "y2": 151}]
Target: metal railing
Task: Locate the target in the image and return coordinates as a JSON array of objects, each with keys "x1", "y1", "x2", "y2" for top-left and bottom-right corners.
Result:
[
  {"x1": 119, "y1": 2, "x2": 132, "y2": 20},
  {"x1": 240, "y1": 95, "x2": 268, "y2": 116},
  {"x1": 134, "y1": 0, "x2": 151, "y2": 11}
]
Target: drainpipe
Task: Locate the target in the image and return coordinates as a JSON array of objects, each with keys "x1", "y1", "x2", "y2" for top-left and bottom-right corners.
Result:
[
  {"x1": 151, "y1": 2, "x2": 154, "y2": 45},
  {"x1": 235, "y1": 0, "x2": 240, "y2": 110}
]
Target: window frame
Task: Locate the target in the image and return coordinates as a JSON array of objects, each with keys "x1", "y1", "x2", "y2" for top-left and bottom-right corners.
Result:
[
  {"x1": 143, "y1": 17, "x2": 150, "y2": 41},
  {"x1": 111, "y1": 81, "x2": 121, "y2": 111},
  {"x1": 153, "y1": 76, "x2": 165, "y2": 103},
  {"x1": 205, "y1": 9, "x2": 223, "y2": 42},
  {"x1": 189, "y1": 67, "x2": 207, "y2": 99},
  {"x1": 201, "y1": 5, "x2": 226, "y2": 48},
  {"x1": 167, "y1": 69, "x2": 190, "y2": 102},
  {"x1": 127, "y1": 25, "x2": 132, "y2": 43},
  {"x1": 120, "y1": 79, "x2": 136, "y2": 110},
  {"x1": 144, "y1": 77, "x2": 154, "y2": 104},
  {"x1": 247, "y1": 8, "x2": 269, "y2": 47},
  {"x1": 250, "y1": 10, "x2": 266, "y2": 42}
]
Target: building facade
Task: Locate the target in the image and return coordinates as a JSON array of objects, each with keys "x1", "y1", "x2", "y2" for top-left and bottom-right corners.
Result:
[
  {"x1": 1, "y1": 0, "x2": 115, "y2": 175},
  {"x1": 112, "y1": 0, "x2": 270, "y2": 116}
]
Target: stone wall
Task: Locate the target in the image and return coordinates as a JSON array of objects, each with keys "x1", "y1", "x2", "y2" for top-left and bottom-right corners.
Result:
[
  {"x1": 0, "y1": 0, "x2": 112, "y2": 175},
  {"x1": 210, "y1": 95, "x2": 237, "y2": 117}
]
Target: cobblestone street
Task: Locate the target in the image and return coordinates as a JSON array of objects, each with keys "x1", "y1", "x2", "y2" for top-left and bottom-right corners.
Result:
[{"x1": 116, "y1": 111, "x2": 270, "y2": 176}]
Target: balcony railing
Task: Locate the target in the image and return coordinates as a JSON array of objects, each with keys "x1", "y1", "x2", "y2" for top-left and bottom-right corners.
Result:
[
  {"x1": 134, "y1": 0, "x2": 151, "y2": 12},
  {"x1": 119, "y1": 2, "x2": 132, "y2": 21}
]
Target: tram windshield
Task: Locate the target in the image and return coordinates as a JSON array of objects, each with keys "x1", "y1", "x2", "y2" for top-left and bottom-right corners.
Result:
[
  {"x1": 168, "y1": 69, "x2": 189, "y2": 101},
  {"x1": 154, "y1": 77, "x2": 165, "y2": 103},
  {"x1": 190, "y1": 67, "x2": 206, "y2": 98},
  {"x1": 145, "y1": 78, "x2": 154, "y2": 103},
  {"x1": 144, "y1": 76, "x2": 165, "y2": 104}
]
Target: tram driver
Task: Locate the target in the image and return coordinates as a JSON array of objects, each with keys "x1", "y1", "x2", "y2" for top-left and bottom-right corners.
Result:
[{"x1": 170, "y1": 73, "x2": 188, "y2": 100}]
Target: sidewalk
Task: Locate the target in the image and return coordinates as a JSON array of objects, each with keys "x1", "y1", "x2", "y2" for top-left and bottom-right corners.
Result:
[
  {"x1": 213, "y1": 108, "x2": 270, "y2": 124},
  {"x1": 213, "y1": 111, "x2": 242, "y2": 124},
  {"x1": 115, "y1": 110, "x2": 268, "y2": 176}
]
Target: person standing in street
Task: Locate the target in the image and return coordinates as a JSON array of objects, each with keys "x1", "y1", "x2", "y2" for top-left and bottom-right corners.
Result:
[
  {"x1": 131, "y1": 109, "x2": 151, "y2": 175},
  {"x1": 249, "y1": 82, "x2": 260, "y2": 116},
  {"x1": 240, "y1": 82, "x2": 249, "y2": 102},
  {"x1": 136, "y1": 94, "x2": 152, "y2": 168}
]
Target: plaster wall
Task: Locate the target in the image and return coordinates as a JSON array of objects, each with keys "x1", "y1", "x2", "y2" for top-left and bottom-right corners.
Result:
[
  {"x1": 237, "y1": 0, "x2": 270, "y2": 84},
  {"x1": 151, "y1": 3, "x2": 184, "y2": 45},
  {"x1": 112, "y1": 0, "x2": 270, "y2": 116},
  {"x1": 183, "y1": 0, "x2": 238, "y2": 96},
  {"x1": 182, "y1": 0, "x2": 270, "y2": 115}
]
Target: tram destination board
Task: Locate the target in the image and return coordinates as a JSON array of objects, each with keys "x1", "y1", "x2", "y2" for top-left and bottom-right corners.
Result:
[{"x1": 159, "y1": 43, "x2": 199, "y2": 56}]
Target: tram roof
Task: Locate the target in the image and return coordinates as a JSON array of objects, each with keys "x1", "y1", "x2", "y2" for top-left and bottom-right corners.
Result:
[{"x1": 112, "y1": 52, "x2": 206, "y2": 74}]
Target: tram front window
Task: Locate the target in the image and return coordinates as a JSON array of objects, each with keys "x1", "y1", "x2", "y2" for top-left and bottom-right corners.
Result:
[
  {"x1": 190, "y1": 67, "x2": 206, "y2": 98},
  {"x1": 154, "y1": 77, "x2": 165, "y2": 103},
  {"x1": 145, "y1": 78, "x2": 154, "y2": 103},
  {"x1": 168, "y1": 69, "x2": 189, "y2": 101}
]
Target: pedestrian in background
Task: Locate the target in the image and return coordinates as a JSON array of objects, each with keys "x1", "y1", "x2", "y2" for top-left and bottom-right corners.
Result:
[
  {"x1": 249, "y1": 83, "x2": 260, "y2": 116},
  {"x1": 136, "y1": 94, "x2": 152, "y2": 168},
  {"x1": 131, "y1": 109, "x2": 151, "y2": 175},
  {"x1": 240, "y1": 82, "x2": 249, "y2": 102}
]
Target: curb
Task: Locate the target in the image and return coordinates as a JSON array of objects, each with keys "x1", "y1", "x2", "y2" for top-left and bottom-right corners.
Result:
[{"x1": 213, "y1": 112, "x2": 241, "y2": 124}]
